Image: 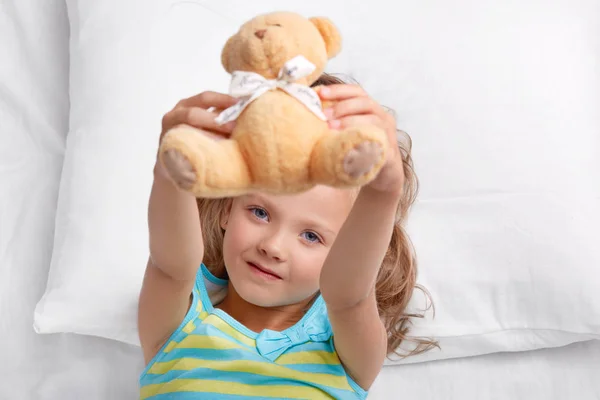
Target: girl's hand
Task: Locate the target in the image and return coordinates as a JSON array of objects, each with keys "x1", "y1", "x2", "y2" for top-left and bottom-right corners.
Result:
[
  {"x1": 160, "y1": 91, "x2": 238, "y2": 143},
  {"x1": 317, "y1": 84, "x2": 405, "y2": 195},
  {"x1": 155, "y1": 91, "x2": 238, "y2": 178}
]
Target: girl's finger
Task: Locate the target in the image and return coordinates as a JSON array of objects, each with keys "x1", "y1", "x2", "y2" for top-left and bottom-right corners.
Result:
[
  {"x1": 176, "y1": 91, "x2": 239, "y2": 110},
  {"x1": 324, "y1": 96, "x2": 381, "y2": 120},
  {"x1": 316, "y1": 84, "x2": 367, "y2": 101},
  {"x1": 162, "y1": 106, "x2": 236, "y2": 136},
  {"x1": 329, "y1": 114, "x2": 384, "y2": 131}
]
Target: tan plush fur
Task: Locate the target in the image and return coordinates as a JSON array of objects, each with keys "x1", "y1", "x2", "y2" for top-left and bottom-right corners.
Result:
[{"x1": 159, "y1": 11, "x2": 388, "y2": 198}]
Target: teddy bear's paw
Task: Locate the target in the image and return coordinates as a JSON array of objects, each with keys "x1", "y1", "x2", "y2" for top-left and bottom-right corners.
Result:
[
  {"x1": 343, "y1": 141, "x2": 384, "y2": 180},
  {"x1": 162, "y1": 149, "x2": 197, "y2": 190}
]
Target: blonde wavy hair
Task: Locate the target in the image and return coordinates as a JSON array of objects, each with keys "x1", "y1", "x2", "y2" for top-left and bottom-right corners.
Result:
[{"x1": 198, "y1": 73, "x2": 438, "y2": 358}]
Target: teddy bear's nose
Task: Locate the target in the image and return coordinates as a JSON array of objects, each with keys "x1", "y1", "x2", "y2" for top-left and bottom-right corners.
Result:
[{"x1": 255, "y1": 29, "x2": 267, "y2": 39}]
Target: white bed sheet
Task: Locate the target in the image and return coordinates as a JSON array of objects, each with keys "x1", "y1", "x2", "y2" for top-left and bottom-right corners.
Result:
[{"x1": 6, "y1": 317, "x2": 600, "y2": 399}]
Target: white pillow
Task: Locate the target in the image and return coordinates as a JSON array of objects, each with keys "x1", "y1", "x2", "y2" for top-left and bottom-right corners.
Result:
[{"x1": 34, "y1": 0, "x2": 600, "y2": 365}]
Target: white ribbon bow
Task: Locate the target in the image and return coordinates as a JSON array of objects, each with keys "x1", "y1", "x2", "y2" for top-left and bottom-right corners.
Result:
[{"x1": 215, "y1": 55, "x2": 327, "y2": 125}]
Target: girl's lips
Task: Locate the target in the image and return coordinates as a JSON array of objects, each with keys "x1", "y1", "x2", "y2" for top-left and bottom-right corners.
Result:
[{"x1": 247, "y1": 261, "x2": 282, "y2": 280}]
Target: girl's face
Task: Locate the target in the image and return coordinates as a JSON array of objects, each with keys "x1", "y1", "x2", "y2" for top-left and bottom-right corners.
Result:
[{"x1": 220, "y1": 185, "x2": 354, "y2": 308}]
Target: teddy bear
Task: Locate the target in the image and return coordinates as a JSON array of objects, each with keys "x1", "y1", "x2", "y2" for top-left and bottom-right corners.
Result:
[{"x1": 158, "y1": 11, "x2": 389, "y2": 198}]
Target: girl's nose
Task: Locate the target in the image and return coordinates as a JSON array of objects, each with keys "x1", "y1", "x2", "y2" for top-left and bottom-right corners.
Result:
[{"x1": 258, "y1": 235, "x2": 286, "y2": 261}]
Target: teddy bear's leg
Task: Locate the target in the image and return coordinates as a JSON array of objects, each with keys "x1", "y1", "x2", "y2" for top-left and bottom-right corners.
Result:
[
  {"x1": 159, "y1": 126, "x2": 252, "y2": 197},
  {"x1": 310, "y1": 125, "x2": 388, "y2": 187}
]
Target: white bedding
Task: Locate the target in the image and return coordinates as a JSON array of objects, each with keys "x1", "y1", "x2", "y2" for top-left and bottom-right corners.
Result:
[
  {"x1": 2, "y1": 0, "x2": 600, "y2": 399},
  {"x1": 6, "y1": 308, "x2": 600, "y2": 400}
]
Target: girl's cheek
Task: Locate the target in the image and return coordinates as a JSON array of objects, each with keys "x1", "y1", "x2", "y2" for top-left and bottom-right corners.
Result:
[{"x1": 298, "y1": 254, "x2": 325, "y2": 281}]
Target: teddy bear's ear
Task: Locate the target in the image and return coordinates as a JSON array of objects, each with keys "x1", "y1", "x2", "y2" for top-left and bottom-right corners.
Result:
[
  {"x1": 309, "y1": 17, "x2": 342, "y2": 59},
  {"x1": 221, "y1": 35, "x2": 237, "y2": 72}
]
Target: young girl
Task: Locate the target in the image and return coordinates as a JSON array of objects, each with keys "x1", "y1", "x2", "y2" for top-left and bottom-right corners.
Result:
[{"x1": 138, "y1": 74, "x2": 435, "y2": 399}]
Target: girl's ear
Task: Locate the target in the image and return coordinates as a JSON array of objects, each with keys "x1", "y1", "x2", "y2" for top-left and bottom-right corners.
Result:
[{"x1": 220, "y1": 198, "x2": 233, "y2": 230}]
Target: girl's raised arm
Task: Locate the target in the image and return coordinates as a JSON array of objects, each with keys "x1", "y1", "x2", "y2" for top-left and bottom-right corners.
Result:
[
  {"x1": 138, "y1": 92, "x2": 237, "y2": 363},
  {"x1": 318, "y1": 83, "x2": 406, "y2": 390}
]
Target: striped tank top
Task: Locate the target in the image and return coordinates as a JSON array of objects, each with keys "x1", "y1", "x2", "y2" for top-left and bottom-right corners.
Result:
[{"x1": 139, "y1": 264, "x2": 368, "y2": 399}]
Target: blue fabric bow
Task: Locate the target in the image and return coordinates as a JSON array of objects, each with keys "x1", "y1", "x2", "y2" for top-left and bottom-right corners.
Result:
[{"x1": 255, "y1": 299, "x2": 332, "y2": 362}]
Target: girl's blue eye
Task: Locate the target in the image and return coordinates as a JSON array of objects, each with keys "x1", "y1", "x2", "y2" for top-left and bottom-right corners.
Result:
[
  {"x1": 301, "y1": 231, "x2": 321, "y2": 243},
  {"x1": 250, "y1": 207, "x2": 269, "y2": 220}
]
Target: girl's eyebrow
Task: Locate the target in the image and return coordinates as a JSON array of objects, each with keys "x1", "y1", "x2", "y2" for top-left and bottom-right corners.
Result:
[
  {"x1": 245, "y1": 193, "x2": 274, "y2": 208},
  {"x1": 244, "y1": 193, "x2": 282, "y2": 218}
]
